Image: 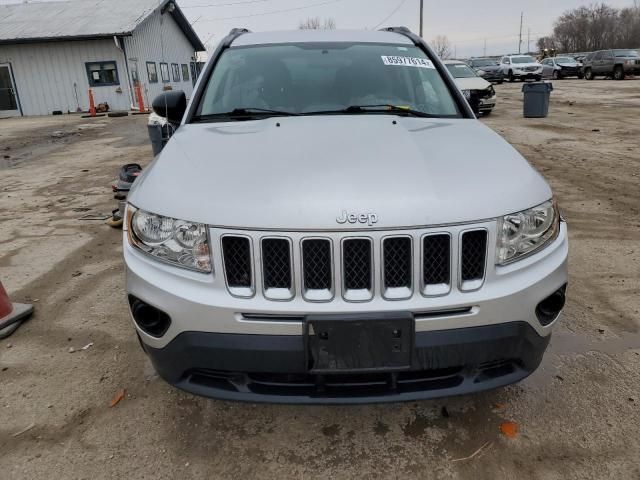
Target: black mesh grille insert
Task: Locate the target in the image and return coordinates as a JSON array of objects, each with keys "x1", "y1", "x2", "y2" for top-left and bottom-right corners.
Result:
[
  {"x1": 302, "y1": 239, "x2": 332, "y2": 291},
  {"x1": 221, "y1": 236, "x2": 252, "y2": 288},
  {"x1": 343, "y1": 239, "x2": 372, "y2": 291},
  {"x1": 262, "y1": 238, "x2": 292, "y2": 289},
  {"x1": 423, "y1": 235, "x2": 451, "y2": 285},
  {"x1": 461, "y1": 230, "x2": 488, "y2": 282},
  {"x1": 383, "y1": 237, "x2": 412, "y2": 289}
]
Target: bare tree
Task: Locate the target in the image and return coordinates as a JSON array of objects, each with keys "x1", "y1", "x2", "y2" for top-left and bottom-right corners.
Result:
[
  {"x1": 431, "y1": 35, "x2": 453, "y2": 59},
  {"x1": 299, "y1": 17, "x2": 336, "y2": 30},
  {"x1": 545, "y1": 2, "x2": 640, "y2": 53}
]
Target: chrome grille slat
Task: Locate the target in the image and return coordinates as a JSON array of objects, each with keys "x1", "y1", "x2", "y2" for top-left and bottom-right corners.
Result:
[
  {"x1": 301, "y1": 239, "x2": 333, "y2": 301},
  {"x1": 221, "y1": 236, "x2": 253, "y2": 289},
  {"x1": 460, "y1": 230, "x2": 488, "y2": 292},
  {"x1": 261, "y1": 238, "x2": 294, "y2": 300},
  {"x1": 383, "y1": 237, "x2": 412, "y2": 289},
  {"x1": 422, "y1": 234, "x2": 451, "y2": 296},
  {"x1": 342, "y1": 238, "x2": 373, "y2": 301}
]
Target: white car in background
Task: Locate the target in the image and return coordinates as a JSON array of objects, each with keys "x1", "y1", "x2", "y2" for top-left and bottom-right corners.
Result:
[
  {"x1": 444, "y1": 60, "x2": 496, "y2": 116},
  {"x1": 499, "y1": 55, "x2": 543, "y2": 82}
]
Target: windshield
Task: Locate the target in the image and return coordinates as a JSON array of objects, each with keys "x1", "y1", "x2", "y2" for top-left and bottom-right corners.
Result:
[
  {"x1": 555, "y1": 57, "x2": 575, "y2": 63},
  {"x1": 471, "y1": 59, "x2": 496, "y2": 67},
  {"x1": 512, "y1": 56, "x2": 536, "y2": 64},
  {"x1": 445, "y1": 63, "x2": 477, "y2": 78},
  {"x1": 614, "y1": 49, "x2": 639, "y2": 58},
  {"x1": 194, "y1": 43, "x2": 461, "y2": 119}
]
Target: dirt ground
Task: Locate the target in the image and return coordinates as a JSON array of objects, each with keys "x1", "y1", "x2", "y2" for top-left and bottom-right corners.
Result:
[{"x1": 1, "y1": 79, "x2": 639, "y2": 479}]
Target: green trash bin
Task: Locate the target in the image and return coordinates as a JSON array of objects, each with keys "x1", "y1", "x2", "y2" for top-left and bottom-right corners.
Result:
[{"x1": 522, "y1": 82, "x2": 553, "y2": 118}]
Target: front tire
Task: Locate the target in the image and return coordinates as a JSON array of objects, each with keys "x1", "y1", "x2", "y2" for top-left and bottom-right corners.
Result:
[
  {"x1": 614, "y1": 65, "x2": 625, "y2": 80},
  {"x1": 534, "y1": 76, "x2": 542, "y2": 82},
  {"x1": 552, "y1": 70, "x2": 561, "y2": 80},
  {"x1": 585, "y1": 68, "x2": 594, "y2": 80},
  {"x1": 508, "y1": 70, "x2": 515, "y2": 82}
]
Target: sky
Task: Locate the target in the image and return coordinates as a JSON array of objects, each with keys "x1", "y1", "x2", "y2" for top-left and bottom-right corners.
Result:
[{"x1": 0, "y1": 0, "x2": 636, "y2": 57}]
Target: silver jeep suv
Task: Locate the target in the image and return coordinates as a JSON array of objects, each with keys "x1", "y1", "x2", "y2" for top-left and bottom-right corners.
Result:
[{"x1": 124, "y1": 27, "x2": 568, "y2": 404}]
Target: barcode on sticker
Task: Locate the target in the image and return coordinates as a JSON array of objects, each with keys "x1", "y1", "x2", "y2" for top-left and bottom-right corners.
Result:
[{"x1": 381, "y1": 56, "x2": 435, "y2": 69}]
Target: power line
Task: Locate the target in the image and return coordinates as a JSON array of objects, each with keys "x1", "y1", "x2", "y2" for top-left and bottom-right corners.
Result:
[
  {"x1": 198, "y1": 0, "x2": 348, "y2": 22},
  {"x1": 372, "y1": 0, "x2": 407, "y2": 30},
  {"x1": 182, "y1": 0, "x2": 273, "y2": 8}
]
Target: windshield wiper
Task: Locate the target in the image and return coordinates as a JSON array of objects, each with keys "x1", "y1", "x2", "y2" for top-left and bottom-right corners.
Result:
[
  {"x1": 304, "y1": 104, "x2": 437, "y2": 118},
  {"x1": 192, "y1": 108, "x2": 301, "y2": 122}
]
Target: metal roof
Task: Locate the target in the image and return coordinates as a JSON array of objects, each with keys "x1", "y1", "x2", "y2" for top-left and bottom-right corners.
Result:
[
  {"x1": 231, "y1": 29, "x2": 415, "y2": 47},
  {"x1": 0, "y1": 0, "x2": 205, "y2": 50}
]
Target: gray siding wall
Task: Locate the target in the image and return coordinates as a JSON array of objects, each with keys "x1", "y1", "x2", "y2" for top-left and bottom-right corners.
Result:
[
  {"x1": 0, "y1": 10, "x2": 198, "y2": 116},
  {"x1": 0, "y1": 39, "x2": 131, "y2": 116},
  {"x1": 123, "y1": 10, "x2": 197, "y2": 108}
]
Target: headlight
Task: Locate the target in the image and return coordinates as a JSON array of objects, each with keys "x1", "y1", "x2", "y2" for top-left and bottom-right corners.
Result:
[
  {"x1": 496, "y1": 200, "x2": 560, "y2": 265},
  {"x1": 126, "y1": 206, "x2": 212, "y2": 273},
  {"x1": 477, "y1": 69, "x2": 486, "y2": 76}
]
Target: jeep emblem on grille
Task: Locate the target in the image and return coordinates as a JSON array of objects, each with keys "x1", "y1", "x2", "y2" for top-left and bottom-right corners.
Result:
[{"x1": 336, "y1": 211, "x2": 379, "y2": 226}]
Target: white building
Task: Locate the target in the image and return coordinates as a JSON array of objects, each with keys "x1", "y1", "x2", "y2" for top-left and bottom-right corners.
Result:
[{"x1": 0, "y1": 0, "x2": 205, "y2": 117}]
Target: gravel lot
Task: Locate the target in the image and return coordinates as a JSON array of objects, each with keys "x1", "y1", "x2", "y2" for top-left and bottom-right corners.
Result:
[{"x1": 1, "y1": 80, "x2": 639, "y2": 479}]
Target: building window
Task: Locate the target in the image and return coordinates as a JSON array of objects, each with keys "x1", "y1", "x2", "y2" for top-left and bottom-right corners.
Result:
[
  {"x1": 160, "y1": 62, "x2": 170, "y2": 83},
  {"x1": 85, "y1": 61, "x2": 119, "y2": 87},
  {"x1": 181, "y1": 64, "x2": 190, "y2": 82},
  {"x1": 171, "y1": 63, "x2": 180, "y2": 82},
  {"x1": 146, "y1": 62, "x2": 158, "y2": 83}
]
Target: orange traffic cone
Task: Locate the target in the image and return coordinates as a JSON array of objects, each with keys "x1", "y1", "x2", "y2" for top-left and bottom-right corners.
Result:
[{"x1": 0, "y1": 281, "x2": 33, "y2": 340}]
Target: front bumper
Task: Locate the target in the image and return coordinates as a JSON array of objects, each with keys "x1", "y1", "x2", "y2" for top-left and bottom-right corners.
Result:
[
  {"x1": 125, "y1": 222, "x2": 568, "y2": 403},
  {"x1": 513, "y1": 71, "x2": 542, "y2": 79},
  {"x1": 142, "y1": 321, "x2": 550, "y2": 404}
]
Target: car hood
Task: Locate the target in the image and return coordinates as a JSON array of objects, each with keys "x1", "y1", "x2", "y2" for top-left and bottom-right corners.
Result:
[
  {"x1": 130, "y1": 116, "x2": 551, "y2": 230},
  {"x1": 453, "y1": 77, "x2": 492, "y2": 91},
  {"x1": 557, "y1": 62, "x2": 579, "y2": 67}
]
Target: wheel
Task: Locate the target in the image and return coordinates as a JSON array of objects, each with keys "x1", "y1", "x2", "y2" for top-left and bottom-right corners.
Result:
[
  {"x1": 508, "y1": 70, "x2": 515, "y2": 82},
  {"x1": 613, "y1": 65, "x2": 625, "y2": 80},
  {"x1": 585, "y1": 68, "x2": 594, "y2": 80},
  {"x1": 534, "y1": 76, "x2": 542, "y2": 82},
  {"x1": 552, "y1": 70, "x2": 560, "y2": 80},
  {"x1": 482, "y1": 109, "x2": 492, "y2": 117},
  {"x1": 497, "y1": 80, "x2": 503, "y2": 85}
]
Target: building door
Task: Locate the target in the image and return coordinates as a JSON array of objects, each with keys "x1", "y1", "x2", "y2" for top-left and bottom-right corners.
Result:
[{"x1": 0, "y1": 63, "x2": 21, "y2": 118}]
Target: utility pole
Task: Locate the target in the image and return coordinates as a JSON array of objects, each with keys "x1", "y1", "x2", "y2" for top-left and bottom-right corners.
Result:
[
  {"x1": 518, "y1": 11, "x2": 523, "y2": 54},
  {"x1": 527, "y1": 28, "x2": 531, "y2": 54},
  {"x1": 419, "y1": 0, "x2": 424, "y2": 37}
]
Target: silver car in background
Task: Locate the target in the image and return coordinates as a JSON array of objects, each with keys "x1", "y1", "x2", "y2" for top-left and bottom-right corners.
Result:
[{"x1": 124, "y1": 27, "x2": 568, "y2": 404}]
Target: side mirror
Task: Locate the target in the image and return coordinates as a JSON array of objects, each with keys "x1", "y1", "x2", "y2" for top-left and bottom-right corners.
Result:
[{"x1": 152, "y1": 91, "x2": 187, "y2": 124}]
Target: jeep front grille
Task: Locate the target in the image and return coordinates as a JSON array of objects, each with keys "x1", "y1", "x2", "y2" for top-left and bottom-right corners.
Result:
[{"x1": 218, "y1": 226, "x2": 490, "y2": 302}]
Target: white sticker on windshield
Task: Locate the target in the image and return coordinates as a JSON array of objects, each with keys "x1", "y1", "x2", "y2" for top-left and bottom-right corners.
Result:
[{"x1": 381, "y1": 55, "x2": 435, "y2": 69}]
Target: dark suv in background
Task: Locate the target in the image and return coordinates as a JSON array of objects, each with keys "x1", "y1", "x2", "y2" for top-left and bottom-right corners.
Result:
[
  {"x1": 583, "y1": 49, "x2": 640, "y2": 80},
  {"x1": 468, "y1": 58, "x2": 504, "y2": 83}
]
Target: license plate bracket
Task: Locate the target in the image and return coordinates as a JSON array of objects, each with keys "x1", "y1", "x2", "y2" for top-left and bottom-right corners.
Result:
[{"x1": 305, "y1": 312, "x2": 414, "y2": 374}]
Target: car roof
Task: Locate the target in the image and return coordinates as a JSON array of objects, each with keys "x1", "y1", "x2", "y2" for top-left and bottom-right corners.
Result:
[{"x1": 231, "y1": 29, "x2": 414, "y2": 47}]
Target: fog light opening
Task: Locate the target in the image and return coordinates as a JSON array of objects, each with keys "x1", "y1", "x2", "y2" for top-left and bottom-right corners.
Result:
[
  {"x1": 536, "y1": 284, "x2": 567, "y2": 326},
  {"x1": 128, "y1": 295, "x2": 171, "y2": 337}
]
